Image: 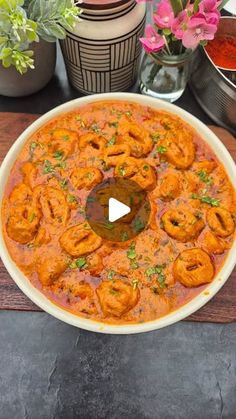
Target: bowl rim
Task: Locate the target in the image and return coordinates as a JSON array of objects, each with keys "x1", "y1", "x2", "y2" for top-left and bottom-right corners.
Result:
[{"x1": 0, "y1": 92, "x2": 236, "y2": 334}]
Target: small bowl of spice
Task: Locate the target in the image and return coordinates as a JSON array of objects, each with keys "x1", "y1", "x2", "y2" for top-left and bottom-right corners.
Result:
[
  {"x1": 190, "y1": 16, "x2": 236, "y2": 135},
  {"x1": 205, "y1": 17, "x2": 236, "y2": 72}
]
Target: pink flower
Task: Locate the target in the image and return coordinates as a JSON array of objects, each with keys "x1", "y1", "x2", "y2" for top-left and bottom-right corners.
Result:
[
  {"x1": 198, "y1": 0, "x2": 220, "y2": 25},
  {"x1": 140, "y1": 24, "x2": 165, "y2": 53},
  {"x1": 182, "y1": 14, "x2": 217, "y2": 49},
  {"x1": 171, "y1": 10, "x2": 190, "y2": 40},
  {"x1": 154, "y1": 0, "x2": 175, "y2": 29}
]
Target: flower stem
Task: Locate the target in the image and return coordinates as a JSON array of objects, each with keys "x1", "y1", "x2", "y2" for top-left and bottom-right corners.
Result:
[{"x1": 169, "y1": 0, "x2": 183, "y2": 16}]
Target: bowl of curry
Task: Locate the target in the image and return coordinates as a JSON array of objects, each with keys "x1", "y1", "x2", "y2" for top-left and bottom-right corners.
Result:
[{"x1": 0, "y1": 93, "x2": 236, "y2": 334}]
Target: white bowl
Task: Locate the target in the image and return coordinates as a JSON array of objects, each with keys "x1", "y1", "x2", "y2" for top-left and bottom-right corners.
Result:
[{"x1": 0, "y1": 93, "x2": 236, "y2": 334}]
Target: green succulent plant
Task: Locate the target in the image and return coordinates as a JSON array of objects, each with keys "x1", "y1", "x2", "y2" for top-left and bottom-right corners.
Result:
[{"x1": 0, "y1": 0, "x2": 82, "y2": 74}]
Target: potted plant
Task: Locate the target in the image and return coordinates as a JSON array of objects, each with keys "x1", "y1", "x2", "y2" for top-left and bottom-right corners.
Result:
[
  {"x1": 138, "y1": 0, "x2": 230, "y2": 102},
  {"x1": 0, "y1": 0, "x2": 82, "y2": 97}
]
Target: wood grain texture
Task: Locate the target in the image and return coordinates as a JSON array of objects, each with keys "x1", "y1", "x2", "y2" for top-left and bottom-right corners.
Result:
[{"x1": 0, "y1": 114, "x2": 235, "y2": 321}]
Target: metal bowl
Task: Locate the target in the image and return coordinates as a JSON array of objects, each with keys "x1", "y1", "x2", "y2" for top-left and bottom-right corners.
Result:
[{"x1": 190, "y1": 16, "x2": 236, "y2": 136}]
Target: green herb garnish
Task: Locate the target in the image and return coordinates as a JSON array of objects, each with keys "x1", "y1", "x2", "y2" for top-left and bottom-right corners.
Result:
[
  {"x1": 107, "y1": 136, "x2": 116, "y2": 147},
  {"x1": 133, "y1": 217, "x2": 145, "y2": 233},
  {"x1": 197, "y1": 170, "x2": 213, "y2": 185},
  {"x1": 60, "y1": 178, "x2": 68, "y2": 190},
  {"x1": 53, "y1": 150, "x2": 64, "y2": 160},
  {"x1": 108, "y1": 121, "x2": 119, "y2": 128},
  {"x1": 146, "y1": 265, "x2": 166, "y2": 288},
  {"x1": 157, "y1": 146, "x2": 167, "y2": 154},
  {"x1": 104, "y1": 222, "x2": 114, "y2": 230},
  {"x1": 107, "y1": 270, "x2": 115, "y2": 280},
  {"x1": 30, "y1": 142, "x2": 38, "y2": 153},
  {"x1": 43, "y1": 160, "x2": 54, "y2": 174},
  {"x1": 91, "y1": 123, "x2": 101, "y2": 134},
  {"x1": 130, "y1": 261, "x2": 139, "y2": 270},
  {"x1": 67, "y1": 194, "x2": 77, "y2": 204},
  {"x1": 127, "y1": 242, "x2": 137, "y2": 260},
  {"x1": 191, "y1": 193, "x2": 220, "y2": 207},
  {"x1": 143, "y1": 164, "x2": 149, "y2": 171},
  {"x1": 70, "y1": 257, "x2": 87, "y2": 270}
]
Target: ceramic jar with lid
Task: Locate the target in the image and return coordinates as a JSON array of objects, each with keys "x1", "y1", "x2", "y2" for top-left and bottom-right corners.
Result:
[{"x1": 60, "y1": 0, "x2": 146, "y2": 94}]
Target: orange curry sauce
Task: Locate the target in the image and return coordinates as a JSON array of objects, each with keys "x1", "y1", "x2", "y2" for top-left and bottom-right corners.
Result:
[{"x1": 2, "y1": 101, "x2": 236, "y2": 324}]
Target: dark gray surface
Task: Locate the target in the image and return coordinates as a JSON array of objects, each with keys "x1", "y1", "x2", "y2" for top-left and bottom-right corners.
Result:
[
  {"x1": 0, "y1": 312, "x2": 236, "y2": 419},
  {"x1": 0, "y1": 47, "x2": 235, "y2": 419}
]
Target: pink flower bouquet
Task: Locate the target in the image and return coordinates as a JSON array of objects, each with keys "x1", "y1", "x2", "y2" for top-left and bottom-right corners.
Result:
[
  {"x1": 138, "y1": 0, "x2": 229, "y2": 101},
  {"x1": 139, "y1": 0, "x2": 227, "y2": 55}
]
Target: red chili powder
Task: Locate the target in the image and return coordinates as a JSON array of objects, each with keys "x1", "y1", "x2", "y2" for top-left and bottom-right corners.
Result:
[{"x1": 205, "y1": 35, "x2": 236, "y2": 70}]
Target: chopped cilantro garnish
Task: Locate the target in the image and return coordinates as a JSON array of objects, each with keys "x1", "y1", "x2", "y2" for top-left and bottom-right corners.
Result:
[
  {"x1": 197, "y1": 170, "x2": 213, "y2": 185},
  {"x1": 127, "y1": 242, "x2": 137, "y2": 260},
  {"x1": 130, "y1": 261, "x2": 139, "y2": 270},
  {"x1": 60, "y1": 178, "x2": 68, "y2": 190},
  {"x1": 191, "y1": 193, "x2": 220, "y2": 207},
  {"x1": 43, "y1": 160, "x2": 54, "y2": 174},
  {"x1": 107, "y1": 136, "x2": 116, "y2": 147},
  {"x1": 30, "y1": 142, "x2": 38, "y2": 153},
  {"x1": 62, "y1": 135, "x2": 69, "y2": 141},
  {"x1": 125, "y1": 111, "x2": 132, "y2": 117},
  {"x1": 104, "y1": 222, "x2": 114, "y2": 230},
  {"x1": 107, "y1": 270, "x2": 115, "y2": 280},
  {"x1": 145, "y1": 265, "x2": 166, "y2": 287},
  {"x1": 143, "y1": 164, "x2": 149, "y2": 171},
  {"x1": 53, "y1": 150, "x2": 64, "y2": 160},
  {"x1": 56, "y1": 160, "x2": 67, "y2": 169},
  {"x1": 157, "y1": 146, "x2": 167, "y2": 154},
  {"x1": 67, "y1": 194, "x2": 77, "y2": 204},
  {"x1": 108, "y1": 121, "x2": 119, "y2": 128},
  {"x1": 70, "y1": 257, "x2": 87, "y2": 270},
  {"x1": 91, "y1": 123, "x2": 101, "y2": 134},
  {"x1": 133, "y1": 217, "x2": 145, "y2": 233}
]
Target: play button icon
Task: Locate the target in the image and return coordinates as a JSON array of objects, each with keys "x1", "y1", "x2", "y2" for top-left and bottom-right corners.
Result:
[
  {"x1": 85, "y1": 177, "x2": 151, "y2": 242},
  {"x1": 108, "y1": 198, "x2": 131, "y2": 222}
]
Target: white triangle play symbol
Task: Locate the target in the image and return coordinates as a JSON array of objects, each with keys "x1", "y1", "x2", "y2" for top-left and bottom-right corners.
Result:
[{"x1": 108, "y1": 198, "x2": 131, "y2": 223}]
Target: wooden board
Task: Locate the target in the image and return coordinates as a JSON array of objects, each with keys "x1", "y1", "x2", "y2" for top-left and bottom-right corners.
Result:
[{"x1": 0, "y1": 114, "x2": 236, "y2": 322}]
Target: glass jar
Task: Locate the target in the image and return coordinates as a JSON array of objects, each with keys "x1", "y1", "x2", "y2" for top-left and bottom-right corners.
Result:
[{"x1": 139, "y1": 51, "x2": 193, "y2": 102}]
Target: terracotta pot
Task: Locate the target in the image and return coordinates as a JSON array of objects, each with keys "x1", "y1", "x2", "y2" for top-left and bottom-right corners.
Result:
[
  {"x1": 60, "y1": 0, "x2": 146, "y2": 94},
  {"x1": 0, "y1": 40, "x2": 56, "y2": 97}
]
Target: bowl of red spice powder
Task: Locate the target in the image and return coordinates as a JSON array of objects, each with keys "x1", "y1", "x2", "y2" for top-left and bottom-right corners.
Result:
[
  {"x1": 190, "y1": 17, "x2": 236, "y2": 136},
  {"x1": 205, "y1": 18, "x2": 236, "y2": 72}
]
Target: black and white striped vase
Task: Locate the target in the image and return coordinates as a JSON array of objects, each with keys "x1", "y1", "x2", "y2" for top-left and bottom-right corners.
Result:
[{"x1": 60, "y1": 0, "x2": 146, "y2": 94}]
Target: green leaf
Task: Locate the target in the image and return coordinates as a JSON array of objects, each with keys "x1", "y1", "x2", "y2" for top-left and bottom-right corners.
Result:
[
  {"x1": 107, "y1": 269, "x2": 115, "y2": 280},
  {"x1": 157, "y1": 146, "x2": 167, "y2": 154},
  {"x1": 70, "y1": 257, "x2": 87, "y2": 270},
  {"x1": 218, "y1": 0, "x2": 230, "y2": 11},
  {"x1": 163, "y1": 28, "x2": 171, "y2": 36},
  {"x1": 193, "y1": 0, "x2": 201, "y2": 13},
  {"x1": 127, "y1": 242, "x2": 137, "y2": 260},
  {"x1": 197, "y1": 170, "x2": 213, "y2": 186},
  {"x1": 169, "y1": 0, "x2": 183, "y2": 16}
]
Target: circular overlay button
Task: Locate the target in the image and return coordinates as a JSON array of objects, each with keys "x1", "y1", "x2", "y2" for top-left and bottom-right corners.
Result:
[{"x1": 85, "y1": 178, "x2": 151, "y2": 242}]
